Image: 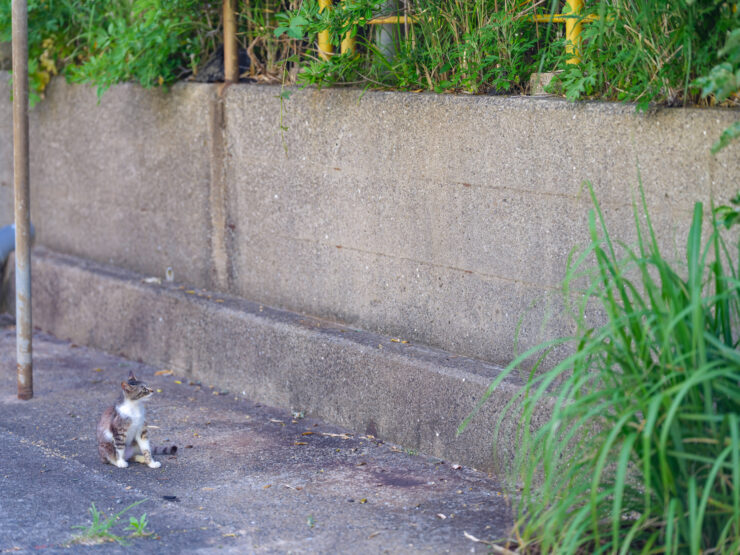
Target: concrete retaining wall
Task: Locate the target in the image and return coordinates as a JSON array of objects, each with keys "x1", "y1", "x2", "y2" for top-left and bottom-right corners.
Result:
[
  {"x1": 4, "y1": 247, "x2": 549, "y2": 472},
  {"x1": 1, "y1": 72, "x2": 738, "y2": 366}
]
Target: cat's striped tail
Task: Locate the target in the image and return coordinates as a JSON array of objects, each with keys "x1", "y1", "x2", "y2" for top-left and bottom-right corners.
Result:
[{"x1": 153, "y1": 445, "x2": 178, "y2": 455}]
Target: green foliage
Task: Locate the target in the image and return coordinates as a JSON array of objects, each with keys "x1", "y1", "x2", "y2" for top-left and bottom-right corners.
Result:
[
  {"x1": 2, "y1": 0, "x2": 737, "y2": 110},
  {"x1": 124, "y1": 512, "x2": 153, "y2": 537},
  {"x1": 0, "y1": 0, "x2": 218, "y2": 103},
  {"x1": 712, "y1": 121, "x2": 740, "y2": 154},
  {"x1": 552, "y1": 1, "x2": 738, "y2": 109},
  {"x1": 275, "y1": 0, "x2": 552, "y2": 94},
  {"x1": 275, "y1": 13, "x2": 311, "y2": 40},
  {"x1": 69, "y1": 500, "x2": 147, "y2": 546},
  {"x1": 238, "y1": 1, "x2": 298, "y2": 81},
  {"x1": 462, "y1": 184, "x2": 740, "y2": 553},
  {"x1": 0, "y1": 0, "x2": 78, "y2": 105},
  {"x1": 695, "y1": 29, "x2": 740, "y2": 101},
  {"x1": 66, "y1": 0, "x2": 217, "y2": 98},
  {"x1": 694, "y1": 28, "x2": 740, "y2": 153},
  {"x1": 272, "y1": 0, "x2": 739, "y2": 106}
]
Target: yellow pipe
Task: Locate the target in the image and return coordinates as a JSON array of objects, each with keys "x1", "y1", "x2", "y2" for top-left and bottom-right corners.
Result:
[
  {"x1": 366, "y1": 15, "x2": 420, "y2": 25},
  {"x1": 564, "y1": 0, "x2": 584, "y2": 64},
  {"x1": 340, "y1": 0, "x2": 356, "y2": 54},
  {"x1": 329, "y1": 4, "x2": 605, "y2": 62},
  {"x1": 339, "y1": 15, "x2": 422, "y2": 55},
  {"x1": 340, "y1": 32, "x2": 356, "y2": 55},
  {"x1": 529, "y1": 13, "x2": 598, "y2": 24},
  {"x1": 318, "y1": 0, "x2": 333, "y2": 61}
]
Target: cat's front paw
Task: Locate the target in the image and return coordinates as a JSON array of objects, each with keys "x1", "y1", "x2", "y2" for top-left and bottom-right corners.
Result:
[
  {"x1": 147, "y1": 460, "x2": 161, "y2": 469},
  {"x1": 115, "y1": 459, "x2": 129, "y2": 468}
]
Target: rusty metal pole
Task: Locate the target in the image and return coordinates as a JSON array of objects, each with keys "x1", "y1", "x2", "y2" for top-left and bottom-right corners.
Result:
[
  {"x1": 223, "y1": 0, "x2": 238, "y2": 83},
  {"x1": 12, "y1": 0, "x2": 32, "y2": 400}
]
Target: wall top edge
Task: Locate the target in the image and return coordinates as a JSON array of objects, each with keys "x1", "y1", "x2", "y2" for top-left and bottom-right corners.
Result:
[{"x1": 1, "y1": 70, "x2": 737, "y2": 120}]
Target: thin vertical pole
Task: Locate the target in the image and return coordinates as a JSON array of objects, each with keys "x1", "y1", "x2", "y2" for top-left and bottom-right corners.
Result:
[
  {"x1": 565, "y1": 0, "x2": 584, "y2": 64},
  {"x1": 12, "y1": 0, "x2": 32, "y2": 400},
  {"x1": 223, "y1": 0, "x2": 238, "y2": 83}
]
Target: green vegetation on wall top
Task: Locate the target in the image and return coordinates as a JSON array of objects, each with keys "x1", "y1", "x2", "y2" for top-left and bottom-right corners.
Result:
[
  {"x1": 0, "y1": 0, "x2": 219, "y2": 103},
  {"x1": 0, "y1": 1, "x2": 738, "y2": 103},
  {"x1": 0, "y1": 1, "x2": 738, "y2": 147}
]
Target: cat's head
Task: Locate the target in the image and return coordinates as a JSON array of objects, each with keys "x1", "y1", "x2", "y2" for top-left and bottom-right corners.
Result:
[{"x1": 121, "y1": 370, "x2": 154, "y2": 401}]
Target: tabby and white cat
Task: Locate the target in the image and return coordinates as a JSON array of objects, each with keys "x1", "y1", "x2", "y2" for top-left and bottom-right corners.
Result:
[{"x1": 97, "y1": 371, "x2": 176, "y2": 468}]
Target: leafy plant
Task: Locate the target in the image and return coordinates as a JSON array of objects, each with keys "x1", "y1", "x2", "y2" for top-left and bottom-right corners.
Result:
[
  {"x1": 2, "y1": 1, "x2": 737, "y2": 109},
  {"x1": 275, "y1": 12, "x2": 311, "y2": 40},
  {"x1": 0, "y1": 0, "x2": 218, "y2": 102},
  {"x1": 69, "y1": 499, "x2": 147, "y2": 546},
  {"x1": 549, "y1": 1, "x2": 738, "y2": 109},
  {"x1": 270, "y1": 0, "x2": 739, "y2": 106},
  {"x1": 64, "y1": 0, "x2": 218, "y2": 98},
  {"x1": 238, "y1": 0, "x2": 300, "y2": 82},
  {"x1": 462, "y1": 183, "x2": 740, "y2": 553},
  {"x1": 694, "y1": 28, "x2": 740, "y2": 153},
  {"x1": 125, "y1": 512, "x2": 154, "y2": 538},
  {"x1": 274, "y1": 0, "x2": 553, "y2": 93},
  {"x1": 0, "y1": 0, "x2": 79, "y2": 105}
]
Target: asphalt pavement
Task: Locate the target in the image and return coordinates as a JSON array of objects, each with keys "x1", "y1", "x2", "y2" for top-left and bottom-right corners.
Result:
[{"x1": 0, "y1": 316, "x2": 515, "y2": 553}]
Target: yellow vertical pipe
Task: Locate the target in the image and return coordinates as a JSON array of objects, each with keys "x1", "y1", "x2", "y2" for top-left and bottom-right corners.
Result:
[
  {"x1": 340, "y1": 33, "x2": 355, "y2": 55},
  {"x1": 340, "y1": 1, "x2": 356, "y2": 55},
  {"x1": 340, "y1": 32, "x2": 355, "y2": 55},
  {"x1": 318, "y1": 0, "x2": 333, "y2": 60},
  {"x1": 565, "y1": 0, "x2": 584, "y2": 64}
]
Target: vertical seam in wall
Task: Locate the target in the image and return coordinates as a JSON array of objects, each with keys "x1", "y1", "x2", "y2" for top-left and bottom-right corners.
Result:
[{"x1": 208, "y1": 89, "x2": 230, "y2": 291}]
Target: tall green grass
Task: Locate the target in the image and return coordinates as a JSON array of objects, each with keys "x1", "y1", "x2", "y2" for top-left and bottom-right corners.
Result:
[
  {"x1": 463, "y1": 185, "x2": 740, "y2": 553},
  {"x1": 275, "y1": 0, "x2": 738, "y2": 107},
  {"x1": 276, "y1": 0, "x2": 558, "y2": 94},
  {"x1": 561, "y1": 0, "x2": 739, "y2": 109}
]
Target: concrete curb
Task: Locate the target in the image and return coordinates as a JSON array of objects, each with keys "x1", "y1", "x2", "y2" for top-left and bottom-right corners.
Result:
[{"x1": 2, "y1": 247, "x2": 546, "y2": 473}]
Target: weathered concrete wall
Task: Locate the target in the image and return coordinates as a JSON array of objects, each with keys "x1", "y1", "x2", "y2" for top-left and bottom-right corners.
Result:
[
  {"x1": 0, "y1": 73, "x2": 12, "y2": 227},
  {"x1": 0, "y1": 71, "x2": 738, "y2": 366},
  {"x1": 224, "y1": 89, "x2": 740, "y2": 365}
]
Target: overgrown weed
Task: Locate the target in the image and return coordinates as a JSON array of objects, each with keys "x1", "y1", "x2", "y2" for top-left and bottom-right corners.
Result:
[
  {"x1": 3, "y1": 1, "x2": 736, "y2": 112},
  {"x1": 462, "y1": 185, "x2": 740, "y2": 553}
]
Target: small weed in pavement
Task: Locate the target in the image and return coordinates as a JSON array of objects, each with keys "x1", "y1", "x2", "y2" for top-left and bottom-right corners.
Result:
[
  {"x1": 125, "y1": 513, "x2": 154, "y2": 538},
  {"x1": 68, "y1": 500, "x2": 147, "y2": 546}
]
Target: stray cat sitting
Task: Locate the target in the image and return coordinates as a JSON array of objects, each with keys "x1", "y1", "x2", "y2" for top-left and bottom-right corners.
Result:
[{"x1": 97, "y1": 371, "x2": 177, "y2": 468}]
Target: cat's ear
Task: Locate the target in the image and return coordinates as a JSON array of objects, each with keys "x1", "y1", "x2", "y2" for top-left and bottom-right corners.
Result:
[
  {"x1": 128, "y1": 370, "x2": 137, "y2": 381},
  {"x1": 121, "y1": 381, "x2": 132, "y2": 392}
]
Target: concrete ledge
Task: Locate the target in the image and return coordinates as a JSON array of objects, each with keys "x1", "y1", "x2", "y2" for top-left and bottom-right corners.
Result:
[{"x1": 3, "y1": 247, "x2": 546, "y2": 473}]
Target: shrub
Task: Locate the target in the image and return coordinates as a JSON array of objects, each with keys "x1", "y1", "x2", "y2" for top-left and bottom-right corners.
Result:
[
  {"x1": 0, "y1": 0, "x2": 218, "y2": 103},
  {"x1": 556, "y1": 0, "x2": 739, "y2": 109},
  {"x1": 275, "y1": 0, "x2": 739, "y2": 106},
  {"x1": 2, "y1": 1, "x2": 737, "y2": 112}
]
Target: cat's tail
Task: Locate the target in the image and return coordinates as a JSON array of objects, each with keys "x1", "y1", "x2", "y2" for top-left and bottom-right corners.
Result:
[{"x1": 153, "y1": 445, "x2": 178, "y2": 456}]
